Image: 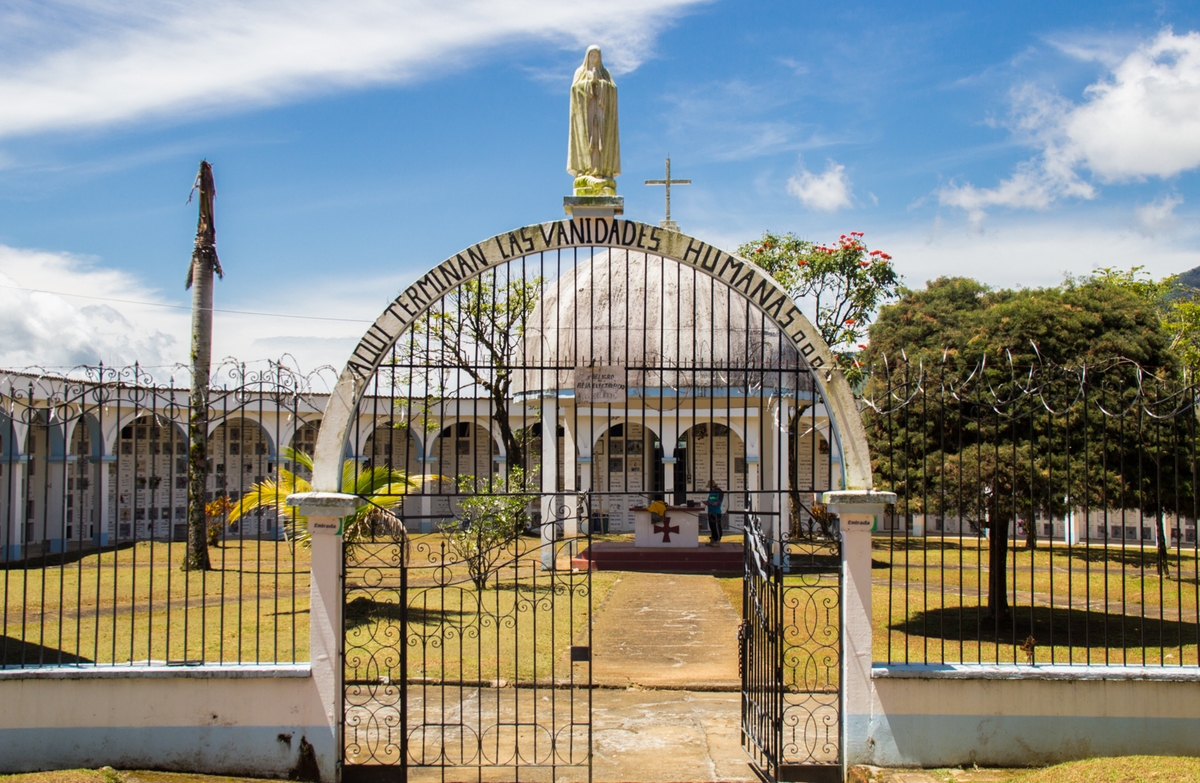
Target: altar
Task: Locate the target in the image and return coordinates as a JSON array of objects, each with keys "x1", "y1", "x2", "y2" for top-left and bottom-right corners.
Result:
[{"x1": 632, "y1": 505, "x2": 703, "y2": 548}]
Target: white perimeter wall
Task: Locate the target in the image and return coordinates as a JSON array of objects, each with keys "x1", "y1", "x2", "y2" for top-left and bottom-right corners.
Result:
[
  {"x1": 0, "y1": 666, "x2": 332, "y2": 778},
  {"x1": 854, "y1": 667, "x2": 1200, "y2": 768}
]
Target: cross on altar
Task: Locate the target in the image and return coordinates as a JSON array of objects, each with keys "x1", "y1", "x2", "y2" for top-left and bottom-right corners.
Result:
[
  {"x1": 644, "y1": 157, "x2": 690, "y2": 231},
  {"x1": 653, "y1": 518, "x2": 680, "y2": 543}
]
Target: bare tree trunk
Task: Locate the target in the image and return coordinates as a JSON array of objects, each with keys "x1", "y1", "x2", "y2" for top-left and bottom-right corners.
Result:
[{"x1": 184, "y1": 161, "x2": 221, "y2": 572}]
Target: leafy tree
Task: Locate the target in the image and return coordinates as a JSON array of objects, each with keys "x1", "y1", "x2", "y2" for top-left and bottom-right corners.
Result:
[
  {"x1": 229, "y1": 447, "x2": 428, "y2": 547},
  {"x1": 397, "y1": 270, "x2": 544, "y2": 473},
  {"x1": 447, "y1": 468, "x2": 536, "y2": 590},
  {"x1": 738, "y1": 231, "x2": 900, "y2": 358},
  {"x1": 739, "y1": 230, "x2": 900, "y2": 537},
  {"x1": 861, "y1": 275, "x2": 1184, "y2": 616}
]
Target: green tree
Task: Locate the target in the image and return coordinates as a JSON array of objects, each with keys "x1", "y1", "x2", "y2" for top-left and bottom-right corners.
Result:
[
  {"x1": 397, "y1": 270, "x2": 544, "y2": 472},
  {"x1": 447, "y1": 468, "x2": 537, "y2": 590},
  {"x1": 739, "y1": 230, "x2": 900, "y2": 536},
  {"x1": 738, "y1": 231, "x2": 900, "y2": 358},
  {"x1": 229, "y1": 447, "x2": 429, "y2": 547},
  {"x1": 862, "y1": 275, "x2": 1182, "y2": 617}
]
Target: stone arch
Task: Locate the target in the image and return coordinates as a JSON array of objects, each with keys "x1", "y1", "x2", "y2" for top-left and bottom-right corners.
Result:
[{"x1": 312, "y1": 220, "x2": 871, "y2": 495}]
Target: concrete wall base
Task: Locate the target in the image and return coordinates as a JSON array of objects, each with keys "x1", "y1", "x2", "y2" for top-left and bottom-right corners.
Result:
[
  {"x1": 853, "y1": 666, "x2": 1200, "y2": 768},
  {"x1": 0, "y1": 666, "x2": 334, "y2": 780}
]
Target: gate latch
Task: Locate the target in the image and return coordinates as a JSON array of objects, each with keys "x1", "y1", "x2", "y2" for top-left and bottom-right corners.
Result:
[{"x1": 569, "y1": 645, "x2": 591, "y2": 662}]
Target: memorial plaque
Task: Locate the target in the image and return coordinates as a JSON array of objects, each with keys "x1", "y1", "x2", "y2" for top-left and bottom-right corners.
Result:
[{"x1": 575, "y1": 366, "x2": 625, "y2": 403}]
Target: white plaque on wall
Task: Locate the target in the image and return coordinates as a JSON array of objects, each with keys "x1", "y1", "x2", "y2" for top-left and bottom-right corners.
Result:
[{"x1": 575, "y1": 366, "x2": 626, "y2": 403}]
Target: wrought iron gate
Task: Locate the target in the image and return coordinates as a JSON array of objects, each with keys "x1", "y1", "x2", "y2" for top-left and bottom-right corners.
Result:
[
  {"x1": 317, "y1": 230, "x2": 848, "y2": 782},
  {"x1": 343, "y1": 502, "x2": 593, "y2": 783},
  {"x1": 742, "y1": 506, "x2": 843, "y2": 783}
]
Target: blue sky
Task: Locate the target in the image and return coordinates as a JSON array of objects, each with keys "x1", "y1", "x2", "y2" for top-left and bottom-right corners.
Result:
[{"x1": 1, "y1": 0, "x2": 1199, "y2": 374}]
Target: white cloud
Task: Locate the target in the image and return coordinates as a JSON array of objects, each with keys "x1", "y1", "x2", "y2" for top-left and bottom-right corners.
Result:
[
  {"x1": 1135, "y1": 193, "x2": 1183, "y2": 236},
  {"x1": 787, "y1": 160, "x2": 852, "y2": 212},
  {"x1": 941, "y1": 28, "x2": 1200, "y2": 223},
  {"x1": 1068, "y1": 29, "x2": 1200, "y2": 180},
  {"x1": 0, "y1": 243, "x2": 417, "y2": 380},
  {"x1": 0, "y1": 245, "x2": 183, "y2": 369},
  {"x1": 0, "y1": 0, "x2": 705, "y2": 138},
  {"x1": 876, "y1": 214, "x2": 1200, "y2": 292}
]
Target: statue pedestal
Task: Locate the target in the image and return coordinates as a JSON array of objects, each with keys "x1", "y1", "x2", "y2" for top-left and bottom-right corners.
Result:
[
  {"x1": 564, "y1": 195, "x2": 624, "y2": 217},
  {"x1": 632, "y1": 506, "x2": 701, "y2": 548}
]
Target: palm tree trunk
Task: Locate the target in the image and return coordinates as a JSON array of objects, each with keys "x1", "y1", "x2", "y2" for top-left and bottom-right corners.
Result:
[
  {"x1": 184, "y1": 161, "x2": 221, "y2": 572},
  {"x1": 185, "y1": 265, "x2": 213, "y2": 570}
]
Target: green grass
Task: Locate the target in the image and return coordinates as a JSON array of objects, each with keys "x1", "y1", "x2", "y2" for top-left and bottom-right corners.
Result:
[
  {"x1": 1002, "y1": 756, "x2": 1200, "y2": 782},
  {"x1": 344, "y1": 533, "x2": 618, "y2": 683},
  {"x1": 1, "y1": 541, "x2": 309, "y2": 666},
  {"x1": 876, "y1": 537, "x2": 1200, "y2": 665}
]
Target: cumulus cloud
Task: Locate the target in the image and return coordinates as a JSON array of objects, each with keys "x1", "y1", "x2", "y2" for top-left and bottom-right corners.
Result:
[
  {"x1": 1135, "y1": 193, "x2": 1183, "y2": 236},
  {"x1": 0, "y1": 0, "x2": 704, "y2": 138},
  {"x1": 787, "y1": 160, "x2": 852, "y2": 212},
  {"x1": 0, "y1": 244, "x2": 408, "y2": 378},
  {"x1": 876, "y1": 216, "x2": 1200, "y2": 292},
  {"x1": 0, "y1": 245, "x2": 183, "y2": 369},
  {"x1": 941, "y1": 29, "x2": 1200, "y2": 223}
]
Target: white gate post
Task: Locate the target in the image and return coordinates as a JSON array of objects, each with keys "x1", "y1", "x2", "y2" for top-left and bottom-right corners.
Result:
[
  {"x1": 288, "y1": 491, "x2": 359, "y2": 782},
  {"x1": 822, "y1": 489, "x2": 895, "y2": 769},
  {"x1": 540, "y1": 398, "x2": 559, "y2": 570}
]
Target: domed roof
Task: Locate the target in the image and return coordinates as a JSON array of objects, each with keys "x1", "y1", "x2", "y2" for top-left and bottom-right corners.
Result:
[{"x1": 514, "y1": 250, "x2": 811, "y2": 396}]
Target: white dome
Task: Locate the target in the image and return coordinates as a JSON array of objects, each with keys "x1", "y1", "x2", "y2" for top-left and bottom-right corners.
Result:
[{"x1": 514, "y1": 250, "x2": 809, "y2": 396}]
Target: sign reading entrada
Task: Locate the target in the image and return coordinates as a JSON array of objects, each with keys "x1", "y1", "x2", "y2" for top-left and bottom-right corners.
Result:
[{"x1": 343, "y1": 218, "x2": 828, "y2": 382}]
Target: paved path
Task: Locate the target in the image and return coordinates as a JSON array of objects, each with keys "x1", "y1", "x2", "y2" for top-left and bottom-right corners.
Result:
[{"x1": 590, "y1": 572, "x2": 742, "y2": 690}]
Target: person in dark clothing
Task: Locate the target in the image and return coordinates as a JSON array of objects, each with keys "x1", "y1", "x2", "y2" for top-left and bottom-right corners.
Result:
[{"x1": 705, "y1": 480, "x2": 725, "y2": 546}]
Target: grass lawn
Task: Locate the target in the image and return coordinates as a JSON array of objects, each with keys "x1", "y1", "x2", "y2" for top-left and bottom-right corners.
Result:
[
  {"x1": 875, "y1": 536, "x2": 1200, "y2": 665},
  {"x1": 345, "y1": 532, "x2": 618, "y2": 683},
  {"x1": 1, "y1": 541, "x2": 308, "y2": 666},
  {"x1": 1001, "y1": 756, "x2": 1200, "y2": 782}
]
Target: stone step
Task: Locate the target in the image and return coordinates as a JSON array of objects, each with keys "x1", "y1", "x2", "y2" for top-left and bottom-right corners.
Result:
[{"x1": 571, "y1": 541, "x2": 743, "y2": 572}]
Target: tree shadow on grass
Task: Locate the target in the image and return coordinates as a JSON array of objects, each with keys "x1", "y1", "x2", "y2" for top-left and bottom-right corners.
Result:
[
  {"x1": 1, "y1": 636, "x2": 93, "y2": 667},
  {"x1": 1059, "y1": 544, "x2": 1200, "y2": 572},
  {"x1": 890, "y1": 604, "x2": 1199, "y2": 651},
  {"x1": 0, "y1": 541, "x2": 137, "y2": 571}
]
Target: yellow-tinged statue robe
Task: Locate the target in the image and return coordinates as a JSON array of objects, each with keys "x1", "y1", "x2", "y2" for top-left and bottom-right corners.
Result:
[{"x1": 567, "y1": 52, "x2": 621, "y2": 180}]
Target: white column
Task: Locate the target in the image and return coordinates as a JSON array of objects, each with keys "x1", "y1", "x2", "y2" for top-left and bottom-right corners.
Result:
[
  {"x1": 774, "y1": 401, "x2": 790, "y2": 562},
  {"x1": 561, "y1": 409, "x2": 579, "y2": 548},
  {"x1": 540, "y1": 399, "x2": 559, "y2": 570},
  {"x1": 823, "y1": 489, "x2": 895, "y2": 768},
  {"x1": 288, "y1": 491, "x2": 358, "y2": 783}
]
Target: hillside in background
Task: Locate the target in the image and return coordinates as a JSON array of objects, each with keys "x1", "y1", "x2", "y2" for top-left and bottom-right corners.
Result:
[{"x1": 1179, "y1": 265, "x2": 1200, "y2": 289}]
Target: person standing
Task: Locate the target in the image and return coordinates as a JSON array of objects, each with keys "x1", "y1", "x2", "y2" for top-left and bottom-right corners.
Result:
[{"x1": 705, "y1": 480, "x2": 725, "y2": 546}]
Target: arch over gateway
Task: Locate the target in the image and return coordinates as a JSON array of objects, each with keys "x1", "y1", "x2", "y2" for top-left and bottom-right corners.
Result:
[{"x1": 312, "y1": 218, "x2": 872, "y2": 494}]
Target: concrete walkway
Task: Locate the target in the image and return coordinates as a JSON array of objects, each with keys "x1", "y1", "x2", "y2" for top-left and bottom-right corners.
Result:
[{"x1": 591, "y1": 572, "x2": 742, "y2": 690}]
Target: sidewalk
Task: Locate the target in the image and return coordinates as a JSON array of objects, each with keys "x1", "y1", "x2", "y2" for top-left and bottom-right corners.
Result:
[{"x1": 590, "y1": 572, "x2": 741, "y2": 690}]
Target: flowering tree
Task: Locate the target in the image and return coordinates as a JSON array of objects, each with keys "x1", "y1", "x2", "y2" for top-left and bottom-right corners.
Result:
[
  {"x1": 739, "y1": 230, "x2": 900, "y2": 539},
  {"x1": 737, "y1": 231, "x2": 900, "y2": 361}
]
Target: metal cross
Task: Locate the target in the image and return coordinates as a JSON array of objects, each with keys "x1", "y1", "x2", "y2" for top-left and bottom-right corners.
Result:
[
  {"x1": 653, "y1": 518, "x2": 680, "y2": 543},
  {"x1": 644, "y1": 157, "x2": 690, "y2": 231}
]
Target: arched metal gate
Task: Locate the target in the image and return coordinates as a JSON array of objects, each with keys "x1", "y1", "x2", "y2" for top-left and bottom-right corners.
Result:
[{"x1": 319, "y1": 221, "x2": 854, "y2": 783}]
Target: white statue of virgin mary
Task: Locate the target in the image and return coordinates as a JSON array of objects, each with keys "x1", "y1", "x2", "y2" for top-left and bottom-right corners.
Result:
[{"x1": 567, "y1": 45, "x2": 620, "y2": 196}]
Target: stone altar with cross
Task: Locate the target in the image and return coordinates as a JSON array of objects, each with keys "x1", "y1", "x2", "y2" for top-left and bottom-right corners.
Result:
[{"x1": 632, "y1": 505, "x2": 703, "y2": 548}]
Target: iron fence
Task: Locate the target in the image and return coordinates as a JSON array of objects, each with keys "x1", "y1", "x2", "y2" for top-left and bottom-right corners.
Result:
[
  {"x1": 863, "y1": 355, "x2": 1200, "y2": 666},
  {"x1": 0, "y1": 362, "x2": 321, "y2": 667}
]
